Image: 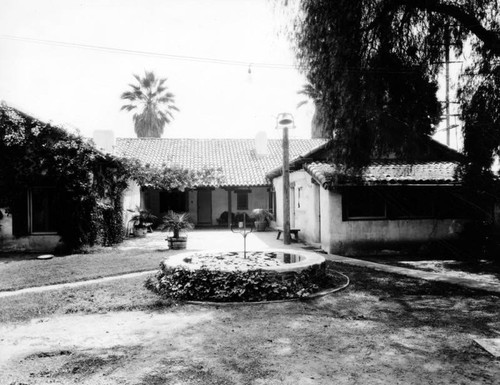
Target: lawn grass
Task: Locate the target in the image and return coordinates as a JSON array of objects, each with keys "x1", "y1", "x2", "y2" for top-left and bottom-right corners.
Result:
[
  {"x1": 0, "y1": 274, "x2": 170, "y2": 324},
  {"x1": 0, "y1": 248, "x2": 176, "y2": 291},
  {"x1": 1, "y1": 262, "x2": 498, "y2": 328},
  {"x1": 1, "y1": 261, "x2": 499, "y2": 384}
]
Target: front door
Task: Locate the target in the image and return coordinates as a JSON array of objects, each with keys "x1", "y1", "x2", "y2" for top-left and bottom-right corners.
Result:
[{"x1": 197, "y1": 189, "x2": 212, "y2": 225}]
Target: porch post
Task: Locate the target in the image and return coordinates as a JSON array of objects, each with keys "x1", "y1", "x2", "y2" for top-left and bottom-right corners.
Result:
[{"x1": 227, "y1": 189, "x2": 232, "y2": 229}]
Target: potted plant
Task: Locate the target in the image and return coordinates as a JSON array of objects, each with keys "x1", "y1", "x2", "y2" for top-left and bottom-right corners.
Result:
[
  {"x1": 160, "y1": 210, "x2": 194, "y2": 250},
  {"x1": 250, "y1": 208, "x2": 274, "y2": 232},
  {"x1": 127, "y1": 207, "x2": 157, "y2": 237}
]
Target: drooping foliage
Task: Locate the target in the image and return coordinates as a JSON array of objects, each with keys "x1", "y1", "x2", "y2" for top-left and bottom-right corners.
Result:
[
  {"x1": 126, "y1": 160, "x2": 225, "y2": 191},
  {"x1": 0, "y1": 104, "x2": 132, "y2": 251},
  {"x1": 120, "y1": 71, "x2": 179, "y2": 138},
  {"x1": 289, "y1": 0, "x2": 500, "y2": 178},
  {"x1": 460, "y1": 66, "x2": 500, "y2": 190}
]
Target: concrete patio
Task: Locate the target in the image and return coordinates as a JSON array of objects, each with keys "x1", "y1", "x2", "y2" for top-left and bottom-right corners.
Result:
[{"x1": 118, "y1": 228, "x2": 309, "y2": 253}]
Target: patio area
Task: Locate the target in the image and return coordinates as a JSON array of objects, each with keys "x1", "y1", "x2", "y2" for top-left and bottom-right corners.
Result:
[{"x1": 118, "y1": 228, "x2": 310, "y2": 253}]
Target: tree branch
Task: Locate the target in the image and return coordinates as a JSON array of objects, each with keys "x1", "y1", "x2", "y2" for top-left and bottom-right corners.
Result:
[{"x1": 399, "y1": 0, "x2": 500, "y2": 56}]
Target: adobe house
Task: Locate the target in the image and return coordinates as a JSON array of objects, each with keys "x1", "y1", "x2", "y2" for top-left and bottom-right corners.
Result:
[
  {"x1": 0, "y1": 109, "x2": 128, "y2": 254},
  {"x1": 112, "y1": 134, "x2": 327, "y2": 227},
  {"x1": 267, "y1": 138, "x2": 496, "y2": 256}
]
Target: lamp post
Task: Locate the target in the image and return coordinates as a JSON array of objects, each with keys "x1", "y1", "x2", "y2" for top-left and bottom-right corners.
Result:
[{"x1": 276, "y1": 113, "x2": 295, "y2": 245}]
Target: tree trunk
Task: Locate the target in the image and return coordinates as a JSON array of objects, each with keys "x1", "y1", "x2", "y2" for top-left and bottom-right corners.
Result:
[{"x1": 311, "y1": 102, "x2": 328, "y2": 139}]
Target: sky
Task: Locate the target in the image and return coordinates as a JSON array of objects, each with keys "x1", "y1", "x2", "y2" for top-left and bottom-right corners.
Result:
[{"x1": 0, "y1": 0, "x2": 314, "y2": 140}]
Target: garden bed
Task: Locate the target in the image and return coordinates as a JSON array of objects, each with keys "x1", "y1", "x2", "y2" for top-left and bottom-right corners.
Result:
[{"x1": 146, "y1": 249, "x2": 334, "y2": 302}]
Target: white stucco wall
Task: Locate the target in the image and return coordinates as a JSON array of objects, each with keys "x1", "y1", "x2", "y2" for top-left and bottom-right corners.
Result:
[
  {"x1": 122, "y1": 180, "x2": 141, "y2": 226},
  {"x1": 324, "y1": 189, "x2": 461, "y2": 255},
  {"x1": 273, "y1": 171, "x2": 464, "y2": 255},
  {"x1": 273, "y1": 171, "x2": 324, "y2": 245}
]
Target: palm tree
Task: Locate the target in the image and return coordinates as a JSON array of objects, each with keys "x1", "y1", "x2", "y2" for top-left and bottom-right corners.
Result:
[
  {"x1": 120, "y1": 71, "x2": 179, "y2": 138},
  {"x1": 297, "y1": 83, "x2": 327, "y2": 139}
]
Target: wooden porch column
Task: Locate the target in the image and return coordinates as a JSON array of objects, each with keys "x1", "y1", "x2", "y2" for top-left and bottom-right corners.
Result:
[{"x1": 227, "y1": 189, "x2": 232, "y2": 229}]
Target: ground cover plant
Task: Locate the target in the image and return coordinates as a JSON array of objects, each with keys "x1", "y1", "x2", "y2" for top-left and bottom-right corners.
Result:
[
  {"x1": 0, "y1": 261, "x2": 499, "y2": 384},
  {"x1": 145, "y1": 262, "x2": 338, "y2": 302}
]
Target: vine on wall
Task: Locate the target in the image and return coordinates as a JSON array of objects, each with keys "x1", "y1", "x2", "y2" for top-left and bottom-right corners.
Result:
[
  {"x1": 0, "y1": 104, "x2": 131, "y2": 252},
  {"x1": 126, "y1": 160, "x2": 225, "y2": 191}
]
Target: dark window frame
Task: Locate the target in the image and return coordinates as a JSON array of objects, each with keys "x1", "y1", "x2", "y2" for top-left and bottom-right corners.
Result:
[
  {"x1": 236, "y1": 191, "x2": 249, "y2": 210},
  {"x1": 28, "y1": 187, "x2": 58, "y2": 234},
  {"x1": 342, "y1": 186, "x2": 492, "y2": 222}
]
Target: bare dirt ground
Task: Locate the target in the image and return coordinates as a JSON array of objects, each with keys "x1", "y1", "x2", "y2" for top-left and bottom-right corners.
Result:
[{"x1": 1, "y1": 264, "x2": 499, "y2": 385}]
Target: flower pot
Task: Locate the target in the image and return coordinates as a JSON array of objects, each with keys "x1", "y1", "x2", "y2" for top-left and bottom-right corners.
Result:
[
  {"x1": 133, "y1": 227, "x2": 148, "y2": 237},
  {"x1": 255, "y1": 221, "x2": 267, "y2": 232},
  {"x1": 167, "y1": 236, "x2": 188, "y2": 250}
]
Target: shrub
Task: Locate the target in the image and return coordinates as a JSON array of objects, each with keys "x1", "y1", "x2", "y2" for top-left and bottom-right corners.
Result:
[{"x1": 145, "y1": 262, "x2": 328, "y2": 302}]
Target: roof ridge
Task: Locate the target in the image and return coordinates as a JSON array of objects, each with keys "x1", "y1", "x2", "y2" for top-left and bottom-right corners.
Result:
[{"x1": 115, "y1": 137, "x2": 327, "y2": 141}]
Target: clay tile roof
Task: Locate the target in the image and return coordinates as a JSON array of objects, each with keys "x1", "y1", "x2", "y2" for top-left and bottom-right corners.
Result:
[
  {"x1": 305, "y1": 160, "x2": 460, "y2": 188},
  {"x1": 115, "y1": 138, "x2": 327, "y2": 187}
]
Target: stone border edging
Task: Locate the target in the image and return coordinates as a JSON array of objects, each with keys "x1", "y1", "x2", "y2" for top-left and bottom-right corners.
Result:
[
  {"x1": 163, "y1": 248, "x2": 326, "y2": 273},
  {"x1": 183, "y1": 272, "x2": 350, "y2": 306}
]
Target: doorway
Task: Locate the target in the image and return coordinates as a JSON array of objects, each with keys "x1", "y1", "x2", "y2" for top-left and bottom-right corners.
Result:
[
  {"x1": 159, "y1": 190, "x2": 187, "y2": 213},
  {"x1": 197, "y1": 189, "x2": 212, "y2": 225}
]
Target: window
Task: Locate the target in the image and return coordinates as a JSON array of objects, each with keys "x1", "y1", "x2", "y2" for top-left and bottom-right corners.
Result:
[
  {"x1": 236, "y1": 191, "x2": 249, "y2": 210},
  {"x1": 342, "y1": 187, "x2": 491, "y2": 221},
  {"x1": 386, "y1": 188, "x2": 435, "y2": 219},
  {"x1": 268, "y1": 188, "x2": 276, "y2": 215},
  {"x1": 436, "y1": 190, "x2": 491, "y2": 220},
  {"x1": 29, "y1": 187, "x2": 58, "y2": 233},
  {"x1": 343, "y1": 188, "x2": 386, "y2": 219}
]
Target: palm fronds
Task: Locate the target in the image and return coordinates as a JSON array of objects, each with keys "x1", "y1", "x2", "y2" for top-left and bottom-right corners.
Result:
[{"x1": 120, "y1": 71, "x2": 179, "y2": 137}]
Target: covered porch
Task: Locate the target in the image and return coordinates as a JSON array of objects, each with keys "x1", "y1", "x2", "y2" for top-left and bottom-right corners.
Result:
[
  {"x1": 117, "y1": 227, "x2": 300, "y2": 252},
  {"x1": 126, "y1": 182, "x2": 275, "y2": 227}
]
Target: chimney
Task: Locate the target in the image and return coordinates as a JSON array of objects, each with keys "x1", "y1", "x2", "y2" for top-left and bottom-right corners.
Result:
[
  {"x1": 92, "y1": 130, "x2": 115, "y2": 154},
  {"x1": 255, "y1": 131, "x2": 268, "y2": 158}
]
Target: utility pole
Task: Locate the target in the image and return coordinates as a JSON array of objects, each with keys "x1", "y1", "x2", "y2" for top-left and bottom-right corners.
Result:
[
  {"x1": 282, "y1": 123, "x2": 291, "y2": 245},
  {"x1": 276, "y1": 113, "x2": 295, "y2": 245}
]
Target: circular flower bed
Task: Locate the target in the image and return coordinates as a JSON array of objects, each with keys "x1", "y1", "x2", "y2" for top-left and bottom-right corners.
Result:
[
  {"x1": 164, "y1": 250, "x2": 325, "y2": 272},
  {"x1": 145, "y1": 250, "x2": 335, "y2": 303}
]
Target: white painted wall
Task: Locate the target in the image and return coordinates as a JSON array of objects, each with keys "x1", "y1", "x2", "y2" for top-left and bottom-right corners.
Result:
[
  {"x1": 323, "y1": 189, "x2": 461, "y2": 255},
  {"x1": 273, "y1": 171, "x2": 465, "y2": 255},
  {"x1": 273, "y1": 171, "x2": 320, "y2": 244},
  {"x1": 122, "y1": 180, "x2": 141, "y2": 226}
]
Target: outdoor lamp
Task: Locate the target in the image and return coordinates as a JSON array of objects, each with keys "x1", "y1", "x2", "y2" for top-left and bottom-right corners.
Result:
[
  {"x1": 275, "y1": 113, "x2": 294, "y2": 245},
  {"x1": 276, "y1": 113, "x2": 295, "y2": 130}
]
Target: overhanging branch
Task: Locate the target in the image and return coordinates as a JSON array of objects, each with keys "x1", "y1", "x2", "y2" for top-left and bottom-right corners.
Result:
[{"x1": 399, "y1": 0, "x2": 500, "y2": 56}]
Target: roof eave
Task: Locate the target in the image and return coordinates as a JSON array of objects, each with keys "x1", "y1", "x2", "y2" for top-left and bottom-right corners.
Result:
[{"x1": 266, "y1": 140, "x2": 332, "y2": 180}]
